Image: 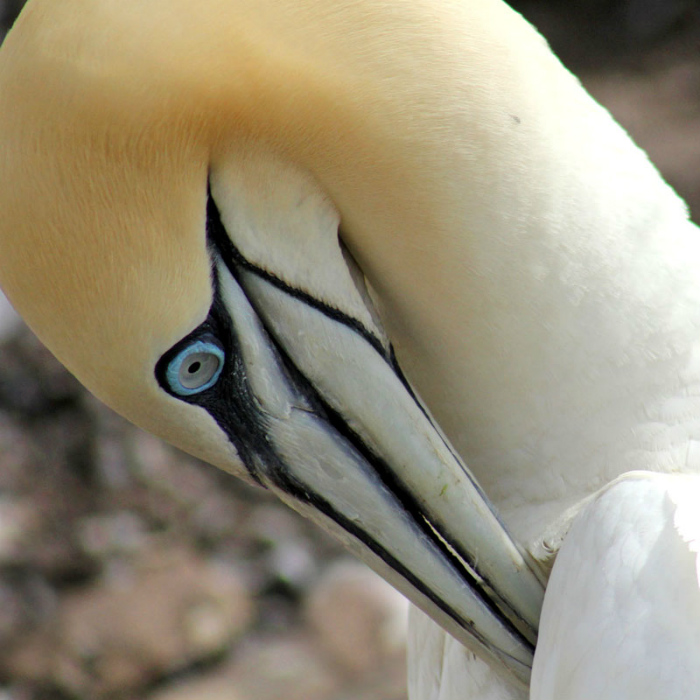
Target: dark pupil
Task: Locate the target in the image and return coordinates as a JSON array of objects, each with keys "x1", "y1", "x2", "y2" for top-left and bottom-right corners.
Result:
[{"x1": 187, "y1": 361, "x2": 202, "y2": 375}]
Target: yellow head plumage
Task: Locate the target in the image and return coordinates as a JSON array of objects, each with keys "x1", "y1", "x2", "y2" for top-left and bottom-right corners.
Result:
[{"x1": 0, "y1": 0, "x2": 543, "y2": 467}]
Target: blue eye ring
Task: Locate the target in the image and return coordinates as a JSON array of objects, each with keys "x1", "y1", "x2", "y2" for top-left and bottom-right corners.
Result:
[{"x1": 165, "y1": 338, "x2": 225, "y2": 396}]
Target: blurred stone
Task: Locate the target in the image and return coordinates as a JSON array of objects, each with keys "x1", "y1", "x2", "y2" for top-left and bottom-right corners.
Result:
[
  {"x1": 0, "y1": 497, "x2": 40, "y2": 563},
  {"x1": 0, "y1": 417, "x2": 34, "y2": 489},
  {"x1": 0, "y1": 580, "x2": 26, "y2": 643},
  {"x1": 85, "y1": 395, "x2": 137, "y2": 490},
  {"x1": 242, "y1": 504, "x2": 321, "y2": 599},
  {"x1": 618, "y1": 0, "x2": 694, "y2": 40},
  {"x1": 267, "y1": 539, "x2": 317, "y2": 591},
  {"x1": 5, "y1": 633, "x2": 55, "y2": 684},
  {"x1": 0, "y1": 329, "x2": 84, "y2": 417},
  {"x1": 78, "y1": 511, "x2": 148, "y2": 558},
  {"x1": 0, "y1": 688, "x2": 29, "y2": 700},
  {"x1": 306, "y1": 560, "x2": 408, "y2": 676},
  {"x1": 4, "y1": 546, "x2": 253, "y2": 697},
  {"x1": 0, "y1": 574, "x2": 58, "y2": 642},
  {"x1": 232, "y1": 635, "x2": 340, "y2": 700},
  {"x1": 150, "y1": 674, "x2": 245, "y2": 700},
  {"x1": 68, "y1": 546, "x2": 250, "y2": 664},
  {"x1": 0, "y1": 326, "x2": 403, "y2": 700},
  {"x1": 189, "y1": 490, "x2": 241, "y2": 543},
  {"x1": 151, "y1": 634, "x2": 339, "y2": 700},
  {"x1": 246, "y1": 503, "x2": 306, "y2": 545}
]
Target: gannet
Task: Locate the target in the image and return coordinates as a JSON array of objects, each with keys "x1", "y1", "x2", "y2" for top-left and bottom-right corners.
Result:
[{"x1": 1, "y1": 1, "x2": 700, "y2": 698}]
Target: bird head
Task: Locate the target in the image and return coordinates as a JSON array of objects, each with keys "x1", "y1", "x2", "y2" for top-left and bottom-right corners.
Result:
[{"x1": 0, "y1": 0, "x2": 546, "y2": 685}]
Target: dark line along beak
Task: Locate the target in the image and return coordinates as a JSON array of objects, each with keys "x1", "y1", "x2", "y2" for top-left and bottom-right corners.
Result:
[{"x1": 166, "y1": 197, "x2": 547, "y2": 686}]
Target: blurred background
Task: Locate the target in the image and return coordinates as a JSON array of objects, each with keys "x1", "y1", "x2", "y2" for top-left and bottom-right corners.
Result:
[{"x1": 1, "y1": 1, "x2": 700, "y2": 698}]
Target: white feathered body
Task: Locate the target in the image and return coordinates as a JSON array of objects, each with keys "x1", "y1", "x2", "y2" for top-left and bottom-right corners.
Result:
[{"x1": 360, "y1": 5, "x2": 700, "y2": 700}]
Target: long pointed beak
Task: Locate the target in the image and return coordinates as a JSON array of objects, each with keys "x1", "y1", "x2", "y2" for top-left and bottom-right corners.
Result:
[{"x1": 206, "y1": 199, "x2": 545, "y2": 686}]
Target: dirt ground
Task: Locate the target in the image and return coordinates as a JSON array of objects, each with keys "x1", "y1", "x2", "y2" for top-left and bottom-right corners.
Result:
[{"x1": 1, "y1": 2, "x2": 700, "y2": 699}]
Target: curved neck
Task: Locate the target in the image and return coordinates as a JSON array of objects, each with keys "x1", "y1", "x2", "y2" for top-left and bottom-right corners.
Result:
[{"x1": 320, "y1": 3, "x2": 700, "y2": 542}]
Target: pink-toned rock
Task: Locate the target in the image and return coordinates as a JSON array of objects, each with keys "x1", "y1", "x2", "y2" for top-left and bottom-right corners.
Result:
[
  {"x1": 77, "y1": 511, "x2": 148, "y2": 558},
  {"x1": 6, "y1": 546, "x2": 253, "y2": 697},
  {"x1": 0, "y1": 497, "x2": 41, "y2": 563},
  {"x1": 306, "y1": 560, "x2": 408, "y2": 676},
  {"x1": 151, "y1": 634, "x2": 339, "y2": 700},
  {"x1": 150, "y1": 674, "x2": 245, "y2": 700}
]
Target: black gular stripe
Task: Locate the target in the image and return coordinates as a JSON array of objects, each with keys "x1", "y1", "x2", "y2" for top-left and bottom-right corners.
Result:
[{"x1": 201, "y1": 192, "x2": 535, "y2": 653}]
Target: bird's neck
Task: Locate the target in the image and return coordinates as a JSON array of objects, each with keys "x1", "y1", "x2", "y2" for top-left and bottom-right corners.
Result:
[{"x1": 334, "y1": 7, "x2": 700, "y2": 544}]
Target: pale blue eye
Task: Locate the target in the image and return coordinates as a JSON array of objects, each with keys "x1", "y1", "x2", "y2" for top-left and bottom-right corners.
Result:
[{"x1": 166, "y1": 339, "x2": 224, "y2": 396}]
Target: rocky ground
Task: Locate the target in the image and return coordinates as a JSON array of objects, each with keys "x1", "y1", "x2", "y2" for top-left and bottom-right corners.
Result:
[
  {"x1": 2, "y1": 2, "x2": 700, "y2": 699},
  {"x1": 0, "y1": 328, "x2": 409, "y2": 700}
]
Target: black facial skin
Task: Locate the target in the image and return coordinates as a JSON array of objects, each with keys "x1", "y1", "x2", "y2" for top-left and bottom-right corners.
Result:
[
  {"x1": 154, "y1": 189, "x2": 535, "y2": 658},
  {"x1": 155, "y1": 190, "x2": 395, "y2": 489}
]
